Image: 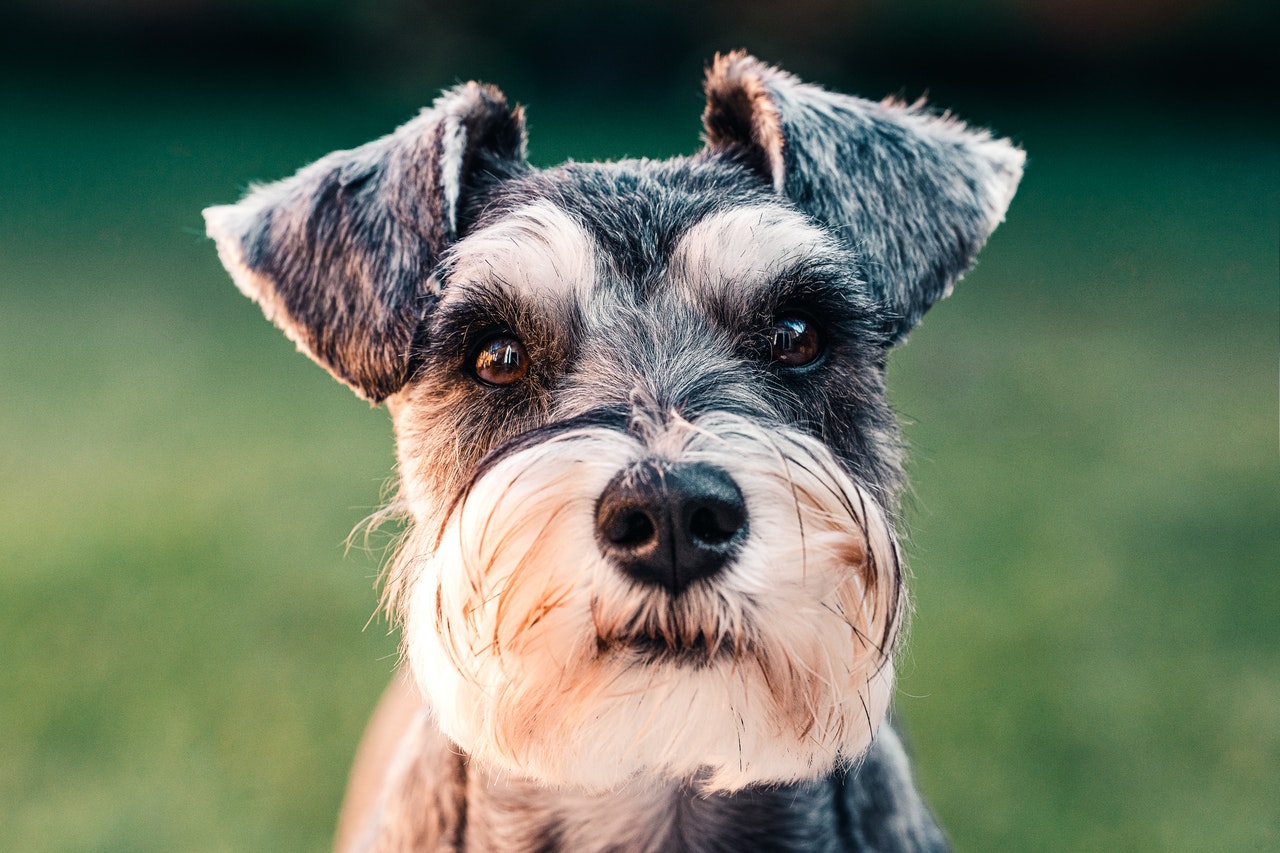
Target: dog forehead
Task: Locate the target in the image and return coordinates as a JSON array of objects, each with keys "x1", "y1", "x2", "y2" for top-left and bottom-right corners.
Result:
[{"x1": 446, "y1": 160, "x2": 838, "y2": 309}]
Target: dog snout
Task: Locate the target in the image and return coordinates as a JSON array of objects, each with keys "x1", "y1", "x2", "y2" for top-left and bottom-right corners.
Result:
[{"x1": 595, "y1": 461, "x2": 747, "y2": 595}]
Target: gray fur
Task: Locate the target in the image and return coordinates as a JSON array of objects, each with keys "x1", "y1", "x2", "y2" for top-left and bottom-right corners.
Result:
[
  {"x1": 205, "y1": 52, "x2": 1024, "y2": 852},
  {"x1": 408, "y1": 179, "x2": 906, "y2": 511},
  {"x1": 703, "y1": 51, "x2": 1024, "y2": 342},
  {"x1": 363, "y1": 716, "x2": 946, "y2": 852},
  {"x1": 204, "y1": 82, "x2": 527, "y2": 402}
]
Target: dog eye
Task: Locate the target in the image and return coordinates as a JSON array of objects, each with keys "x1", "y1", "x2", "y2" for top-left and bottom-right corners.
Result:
[
  {"x1": 769, "y1": 314, "x2": 823, "y2": 367},
  {"x1": 473, "y1": 334, "x2": 529, "y2": 386}
]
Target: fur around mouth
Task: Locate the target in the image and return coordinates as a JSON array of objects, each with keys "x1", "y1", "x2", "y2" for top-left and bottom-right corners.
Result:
[{"x1": 597, "y1": 630, "x2": 738, "y2": 667}]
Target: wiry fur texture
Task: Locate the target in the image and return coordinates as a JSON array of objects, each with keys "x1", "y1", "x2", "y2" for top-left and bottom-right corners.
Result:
[
  {"x1": 203, "y1": 83, "x2": 526, "y2": 402},
  {"x1": 360, "y1": 713, "x2": 947, "y2": 853},
  {"x1": 396, "y1": 411, "x2": 901, "y2": 791},
  {"x1": 205, "y1": 51, "x2": 1023, "y2": 851},
  {"x1": 704, "y1": 52, "x2": 1025, "y2": 343}
]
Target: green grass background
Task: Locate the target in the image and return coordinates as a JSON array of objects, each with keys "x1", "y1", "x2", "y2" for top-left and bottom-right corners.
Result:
[{"x1": 1, "y1": 75, "x2": 1276, "y2": 851}]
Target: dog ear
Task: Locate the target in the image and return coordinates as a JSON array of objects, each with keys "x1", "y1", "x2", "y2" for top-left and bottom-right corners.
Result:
[
  {"x1": 702, "y1": 52, "x2": 1024, "y2": 344},
  {"x1": 204, "y1": 83, "x2": 527, "y2": 402}
]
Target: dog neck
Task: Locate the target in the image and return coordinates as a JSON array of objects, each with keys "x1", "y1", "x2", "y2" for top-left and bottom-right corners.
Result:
[{"x1": 354, "y1": 709, "x2": 947, "y2": 852}]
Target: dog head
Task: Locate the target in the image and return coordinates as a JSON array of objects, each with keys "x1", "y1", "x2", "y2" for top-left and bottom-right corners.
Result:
[{"x1": 206, "y1": 53, "x2": 1022, "y2": 793}]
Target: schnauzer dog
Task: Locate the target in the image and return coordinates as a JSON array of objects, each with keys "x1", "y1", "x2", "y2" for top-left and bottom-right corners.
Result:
[{"x1": 206, "y1": 52, "x2": 1022, "y2": 852}]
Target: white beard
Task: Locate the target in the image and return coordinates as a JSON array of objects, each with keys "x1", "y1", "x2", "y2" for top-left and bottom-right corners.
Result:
[{"x1": 397, "y1": 413, "x2": 903, "y2": 792}]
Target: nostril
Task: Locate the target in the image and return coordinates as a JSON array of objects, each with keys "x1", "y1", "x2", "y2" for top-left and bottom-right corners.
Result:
[
  {"x1": 607, "y1": 508, "x2": 657, "y2": 549},
  {"x1": 688, "y1": 505, "x2": 741, "y2": 546}
]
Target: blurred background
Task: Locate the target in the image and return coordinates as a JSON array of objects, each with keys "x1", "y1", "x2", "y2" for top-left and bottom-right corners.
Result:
[{"x1": 1, "y1": 1, "x2": 1275, "y2": 849}]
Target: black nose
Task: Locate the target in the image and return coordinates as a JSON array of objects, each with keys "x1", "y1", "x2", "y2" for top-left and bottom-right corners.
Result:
[{"x1": 595, "y1": 461, "x2": 748, "y2": 595}]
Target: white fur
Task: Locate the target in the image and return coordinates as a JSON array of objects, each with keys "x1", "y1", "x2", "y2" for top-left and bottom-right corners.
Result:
[
  {"x1": 445, "y1": 201, "x2": 597, "y2": 304},
  {"x1": 439, "y1": 114, "x2": 466, "y2": 238},
  {"x1": 668, "y1": 205, "x2": 831, "y2": 301},
  {"x1": 399, "y1": 413, "x2": 900, "y2": 793}
]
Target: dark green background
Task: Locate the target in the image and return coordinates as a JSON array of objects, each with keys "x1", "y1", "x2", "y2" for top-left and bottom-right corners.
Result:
[{"x1": 2, "y1": 1, "x2": 1276, "y2": 849}]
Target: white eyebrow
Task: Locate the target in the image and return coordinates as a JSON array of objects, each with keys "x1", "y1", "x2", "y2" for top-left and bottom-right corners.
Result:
[
  {"x1": 668, "y1": 205, "x2": 831, "y2": 300},
  {"x1": 446, "y1": 201, "x2": 598, "y2": 304}
]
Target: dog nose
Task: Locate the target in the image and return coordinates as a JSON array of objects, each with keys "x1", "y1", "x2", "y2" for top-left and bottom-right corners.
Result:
[{"x1": 595, "y1": 461, "x2": 748, "y2": 595}]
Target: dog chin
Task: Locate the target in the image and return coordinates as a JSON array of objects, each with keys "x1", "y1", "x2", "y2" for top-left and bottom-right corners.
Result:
[
  {"x1": 399, "y1": 414, "x2": 902, "y2": 792},
  {"x1": 416, "y1": 645, "x2": 896, "y2": 792}
]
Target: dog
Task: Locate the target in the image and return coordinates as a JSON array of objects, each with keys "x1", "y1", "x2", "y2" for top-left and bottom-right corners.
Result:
[{"x1": 205, "y1": 51, "x2": 1022, "y2": 852}]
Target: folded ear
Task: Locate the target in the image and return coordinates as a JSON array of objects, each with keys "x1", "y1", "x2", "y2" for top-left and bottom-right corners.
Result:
[
  {"x1": 204, "y1": 83, "x2": 527, "y2": 402},
  {"x1": 702, "y1": 52, "x2": 1024, "y2": 344}
]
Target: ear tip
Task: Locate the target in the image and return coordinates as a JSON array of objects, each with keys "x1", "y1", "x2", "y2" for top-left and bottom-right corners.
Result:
[
  {"x1": 428, "y1": 80, "x2": 526, "y2": 162},
  {"x1": 202, "y1": 198, "x2": 269, "y2": 247},
  {"x1": 901, "y1": 104, "x2": 1027, "y2": 222},
  {"x1": 201, "y1": 203, "x2": 233, "y2": 239},
  {"x1": 706, "y1": 50, "x2": 772, "y2": 89},
  {"x1": 976, "y1": 135, "x2": 1027, "y2": 222},
  {"x1": 433, "y1": 80, "x2": 515, "y2": 119},
  {"x1": 710, "y1": 49, "x2": 758, "y2": 70},
  {"x1": 983, "y1": 135, "x2": 1027, "y2": 182},
  {"x1": 988, "y1": 134, "x2": 1027, "y2": 169}
]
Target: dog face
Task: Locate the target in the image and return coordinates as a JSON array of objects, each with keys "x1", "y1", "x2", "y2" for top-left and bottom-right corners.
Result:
[
  {"x1": 390, "y1": 183, "x2": 906, "y2": 791},
  {"x1": 205, "y1": 53, "x2": 1022, "y2": 792}
]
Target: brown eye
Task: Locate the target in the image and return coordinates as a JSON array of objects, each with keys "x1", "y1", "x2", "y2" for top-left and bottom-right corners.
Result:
[
  {"x1": 769, "y1": 314, "x2": 823, "y2": 367},
  {"x1": 473, "y1": 335, "x2": 529, "y2": 386}
]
